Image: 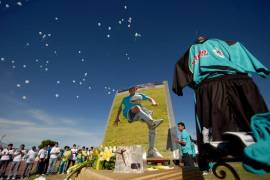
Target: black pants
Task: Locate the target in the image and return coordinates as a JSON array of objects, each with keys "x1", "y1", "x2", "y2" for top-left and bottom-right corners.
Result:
[
  {"x1": 66, "y1": 160, "x2": 75, "y2": 171},
  {"x1": 44, "y1": 158, "x2": 50, "y2": 173},
  {"x1": 37, "y1": 158, "x2": 46, "y2": 174},
  {"x1": 0, "y1": 160, "x2": 10, "y2": 177},
  {"x1": 182, "y1": 153, "x2": 195, "y2": 167},
  {"x1": 195, "y1": 74, "x2": 268, "y2": 170},
  {"x1": 196, "y1": 74, "x2": 268, "y2": 141}
]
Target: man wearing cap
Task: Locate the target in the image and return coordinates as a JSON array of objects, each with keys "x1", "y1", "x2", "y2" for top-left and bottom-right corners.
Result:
[{"x1": 114, "y1": 86, "x2": 163, "y2": 158}]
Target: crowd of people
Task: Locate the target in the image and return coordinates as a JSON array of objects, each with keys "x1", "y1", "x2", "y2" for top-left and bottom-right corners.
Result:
[{"x1": 0, "y1": 143, "x2": 94, "y2": 180}]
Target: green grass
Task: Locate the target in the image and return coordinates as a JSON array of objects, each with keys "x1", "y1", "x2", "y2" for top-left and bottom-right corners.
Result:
[{"x1": 103, "y1": 85, "x2": 173, "y2": 158}]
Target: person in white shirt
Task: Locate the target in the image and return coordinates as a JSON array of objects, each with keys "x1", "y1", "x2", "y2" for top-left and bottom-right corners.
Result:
[
  {"x1": 0, "y1": 145, "x2": 3, "y2": 171},
  {"x1": 22, "y1": 146, "x2": 37, "y2": 178},
  {"x1": 89, "y1": 147, "x2": 94, "y2": 156},
  {"x1": 0, "y1": 145, "x2": 3, "y2": 159},
  {"x1": 46, "y1": 143, "x2": 60, "y2": 174},
  {"x1": 66, "y1": 144, "x2": 77, "y2": 170},
  {"x1": 37, "y1": 146, "x2": 48, "y2": 175},
  {"x1": 0, "y1": 144, "x2": 14, "y2": 180},
  {"x1": 7, "y1": 144, "x2": 26, "y2": 180}
]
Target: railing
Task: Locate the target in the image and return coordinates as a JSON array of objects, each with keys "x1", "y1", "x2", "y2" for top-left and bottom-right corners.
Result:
[{"x1": 212, "y1": 161, "x2": 241, "y2": 180}]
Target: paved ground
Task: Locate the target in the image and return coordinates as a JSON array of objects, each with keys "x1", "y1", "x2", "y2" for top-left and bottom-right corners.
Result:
[
  {"x1": 29, "y1": 163, "x2": 270, "y2": 180},
  {"x1": 29, "y1": 174, "x2": 66, "y2": 180}
]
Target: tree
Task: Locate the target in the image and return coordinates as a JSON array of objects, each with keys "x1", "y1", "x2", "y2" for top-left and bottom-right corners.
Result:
[{"x1": 39, "y1": 139, "x2": 58, "y2": 149}]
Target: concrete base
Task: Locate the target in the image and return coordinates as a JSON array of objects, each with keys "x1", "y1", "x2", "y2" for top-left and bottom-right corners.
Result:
[{"x1": 76, "y1": 166, "x2": 203, "y2": 180}]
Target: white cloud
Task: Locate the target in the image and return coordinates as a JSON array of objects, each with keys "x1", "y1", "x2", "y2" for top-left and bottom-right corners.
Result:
[
  {"x1": 0, "y1": 118, "x2": 102, "y2": 148},
  {"x1": 27, "y1": 109, "x2": 77, "y2": 126},
  {"x1": 59, "y1": 118, "x2": 76, "y2": 126},
  {"x1": 0, "y1": 96, "x2": 103, "y2": 148},
  {"x1": 27, "y1": 109, "x2": 56, "y2": 125},
  {"x1": 0, "y1": 118, "x2": 35, "y2": 126}
]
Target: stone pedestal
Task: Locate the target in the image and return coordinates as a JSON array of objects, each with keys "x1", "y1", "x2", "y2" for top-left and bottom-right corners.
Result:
[
  {"x1": 76, "y1": 166, "x2": 203, "y2": 180},
  {"x1": 114, "y1": 145, "x2": 144, "y2": 174}
]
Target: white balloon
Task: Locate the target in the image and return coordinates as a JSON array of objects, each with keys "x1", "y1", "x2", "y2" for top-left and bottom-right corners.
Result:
[{"x1": 17, "y1": 2, "x2": 22, "y2": 6}]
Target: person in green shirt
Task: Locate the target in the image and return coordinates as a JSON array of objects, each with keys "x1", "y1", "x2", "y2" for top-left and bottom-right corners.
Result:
[
  {"x1": 76, "y1": 149, "x2": 84, "y2": 164},
  {"x1": 175, "y1": 122, "x2": 195, "y2": 167},
  {"x1": 81, "y1": 146, "x2": 88, "y2": 161},
  {"x1": 58, "y1": 146, "x2": 71, "y2": 174}
]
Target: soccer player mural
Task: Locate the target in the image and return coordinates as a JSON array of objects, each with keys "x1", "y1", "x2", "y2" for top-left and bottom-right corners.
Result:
[
  {"x1": 103, "y1": 82, "x2": 179, "y2": 159},
  {"x1": 114, "y1": 86, "x2": 164, "y2": 158},
  {"x1": 172, "y1": 36, "x2": 269, "y2": 170}
]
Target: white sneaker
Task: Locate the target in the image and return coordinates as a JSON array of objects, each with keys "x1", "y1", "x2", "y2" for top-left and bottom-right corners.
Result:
[
  {"x1": 202, "y1": 127, "x2": 210, "y2": 143},
  {"x1": 12, "y1": 177, "x2": 15, "y2": 180},
  {"x1": 202, "y1": 171, "x2": 209, "y2": 176},
  {"x1": 153, "y1": 150, "x2": 163, "y2": 158},
  {"x1": 152, "y1": 119, "x2": 163, "y2": 129},
  {"x1": 147, "y1": 148, "x2": 163, "y2": 158}
]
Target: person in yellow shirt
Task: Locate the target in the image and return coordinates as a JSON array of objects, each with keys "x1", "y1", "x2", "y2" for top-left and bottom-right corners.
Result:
[{"x1": 59, "y1": 146, "x2": 71, "y2": 174}]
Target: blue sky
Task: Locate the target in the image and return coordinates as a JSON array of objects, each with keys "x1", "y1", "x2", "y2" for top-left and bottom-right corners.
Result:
[{"x1": 0, "y1": 0, "x2": 269, "y2": 148}]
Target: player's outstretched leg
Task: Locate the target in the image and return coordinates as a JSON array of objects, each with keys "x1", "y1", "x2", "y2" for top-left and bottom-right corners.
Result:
[{"x1": 133, "y1": 106, "x2": 163, "y2": 129}]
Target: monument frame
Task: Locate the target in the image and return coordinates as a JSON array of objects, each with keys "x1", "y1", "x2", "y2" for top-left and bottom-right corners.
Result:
[{"x1": 102, "y1": 81, "x2": 179, "y2": 160}]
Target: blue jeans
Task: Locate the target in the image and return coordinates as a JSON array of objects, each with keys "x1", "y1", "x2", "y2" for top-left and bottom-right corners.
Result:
[
  {"x1": 8, "y1": 161, "x2": 20, "y2": 178},
  {"x1": 23, "y1": 162, "x2": 34, "y2": 177},
  {"x1": 58, "y1": 160, "x2": 67, "y2": 174},
  {"x1": 47, "y1": 158, "x2": 57, "y2": 174}
]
